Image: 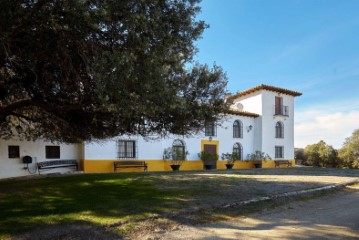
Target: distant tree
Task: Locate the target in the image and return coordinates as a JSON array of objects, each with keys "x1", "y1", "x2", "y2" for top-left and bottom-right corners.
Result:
[
  {"x1": 294, "y1": 148, "x2": 305, "y2": 164},
  {"x1": 304, "y1": 140, "x2": 338, "y2": 168},
  {"x1": 0, "y1": 0, "x2": 228, "y2": 143},
  {"x1": 338, "y1": 129, "x2": 359, "y2": 169}
]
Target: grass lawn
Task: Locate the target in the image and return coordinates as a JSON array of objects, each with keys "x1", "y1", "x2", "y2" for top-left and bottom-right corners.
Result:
[{"x1": 0, "y1": 168, "x2": 358, "y2": 239}]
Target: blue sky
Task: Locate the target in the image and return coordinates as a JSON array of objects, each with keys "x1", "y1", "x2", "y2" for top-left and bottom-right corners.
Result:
[{"x1": 194, "y1": 0, "x2": 359, "y2": 148}]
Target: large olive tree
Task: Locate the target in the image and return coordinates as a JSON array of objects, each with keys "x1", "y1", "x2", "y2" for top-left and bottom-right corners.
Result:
[{"x1": 0, "y1": 0, "x2": 228, "y2": 142}]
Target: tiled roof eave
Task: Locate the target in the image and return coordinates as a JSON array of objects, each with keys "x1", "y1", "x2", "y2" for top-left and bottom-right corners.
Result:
[
  {"x1": 224, "y1": 110, "x2": 259, "y2": 118},
  {"x1": 230, "y1": 84, "x2": 302, "y2": 100}
]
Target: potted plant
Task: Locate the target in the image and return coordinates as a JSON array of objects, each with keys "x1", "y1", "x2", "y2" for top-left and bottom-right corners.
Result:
[
  {"x1": 247, "y1": 151, "x2": 272, "y2": 168},
  {"x1": 198, "y1": 151, "x2": 218, "y2": 170},
  {"x1": 163, "y1": 147, "x2": 188, "y2": 171},
  {"x1": 221, "y1": 152, "x2": 240, "y2": 169}
]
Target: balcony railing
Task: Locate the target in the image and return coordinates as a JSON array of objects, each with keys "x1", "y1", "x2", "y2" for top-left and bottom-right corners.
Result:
[{"x1": 274, "y1": 105, "x2": 289, "y2": 116}]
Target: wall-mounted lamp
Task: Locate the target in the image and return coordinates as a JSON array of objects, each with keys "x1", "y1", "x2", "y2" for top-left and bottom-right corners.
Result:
[
  {"x1": 209, "y1": 136, "x2": 213, "y2": 141},
  {"x1": 15, "y1": 125, "x2": 23, "y2": 134},
  {"x1": 247, "y1": 125, "x2": 253, "y2": 132}
]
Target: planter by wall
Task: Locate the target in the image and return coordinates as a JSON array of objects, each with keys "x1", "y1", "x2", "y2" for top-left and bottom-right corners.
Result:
[
  {"x1": 225, "y1": 163, "x2": 234, "y2": 169},
  {"x1": 170, "y1": 164, "x2": 181, "y2": 171},
  {"x1": 204, "y1": 164, "x2": 214, "y2": 170}
]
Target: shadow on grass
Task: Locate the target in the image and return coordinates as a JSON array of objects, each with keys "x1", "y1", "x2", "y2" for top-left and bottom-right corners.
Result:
[
  {"x1": 0, "y1": 174, "x2": 185, "y2": 236},
  {"x1": 0, "y1": 168, "x2": 358, "y2": 239}
]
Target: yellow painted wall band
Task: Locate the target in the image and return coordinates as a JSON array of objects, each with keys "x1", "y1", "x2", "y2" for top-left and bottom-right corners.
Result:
[{"x1": 82, "y1": 159, "x2": 295, "y2": 173}]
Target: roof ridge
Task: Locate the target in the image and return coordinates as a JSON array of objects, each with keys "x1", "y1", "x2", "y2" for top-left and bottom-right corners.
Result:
[{"x1": 230, "y1": 84, "x2": 302, "y2": 99}]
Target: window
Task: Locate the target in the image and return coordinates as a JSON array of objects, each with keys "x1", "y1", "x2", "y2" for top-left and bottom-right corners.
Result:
[
  {"x1": 8, "y1": 146, "x2": 20, "y2": 158},
  {"x1": 233, "y1": 120, "x2": 243, "y2": 138},
  {"x1": 46, "y1": 146, "x2": 60, "y2": 159},
  {"x1": 205, "y1": 122, "x2": 216, "y2": 136},
  {"x1": 118, "y1": 140, "x2": 136, "y2": 158},
  {"x1": 275, "y1": 146, "x2": 284, "y2": 158},
  {"x1": 232, "y1": 143, "x2": 242, "y2": 160},
  {"x1": 275, "y1": 121, "x2": 284, "y2": 138},
  {"x1": 172, "y1": 139, "x2": 185, "y2": 160}
]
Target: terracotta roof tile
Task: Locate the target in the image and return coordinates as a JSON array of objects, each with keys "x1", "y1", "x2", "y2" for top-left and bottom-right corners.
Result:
[
  {"x1": 225, "y1": 110, "x2": 259, "y2": 118},
  {"x1": 230, "y1": 84, "x2": 302, "y2": 99}
]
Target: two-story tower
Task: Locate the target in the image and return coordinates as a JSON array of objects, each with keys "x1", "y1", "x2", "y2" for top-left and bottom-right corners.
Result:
[{"x1": 230, "y1": 85, "x2": 302, "y2": 160}]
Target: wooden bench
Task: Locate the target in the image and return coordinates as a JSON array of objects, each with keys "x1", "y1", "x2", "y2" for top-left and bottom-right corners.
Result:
[
  {"x1": 114, "y1": 161, "x2": 148, "y2": 172},
  {"x1": 274, "y1": 160, "x2": 292, "y2": 168},
  {"x1": 37, "y1": 159, "x2": 78, "y2": 174}
]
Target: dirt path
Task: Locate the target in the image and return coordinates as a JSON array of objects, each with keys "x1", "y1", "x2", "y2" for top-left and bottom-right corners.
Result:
[{"x1": 152, "y1": 185, "x2": 359, "y2": 240}]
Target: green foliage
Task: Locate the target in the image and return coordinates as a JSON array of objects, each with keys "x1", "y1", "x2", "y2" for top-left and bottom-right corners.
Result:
[
  {"x1": 198, "y1": 151, "x2": 218, "y2": 162},
  {"x1": 338, "y1": 129, "x2": 359, "y2": 169},
  {"x1": 0, "y1": 0, "x2": 228, "y2": 142},
  {"x1": 221, "y1": 152, "x2": 240, "y2": 164},
  {"x1": 303, "y1": 140, "x2": 338, "y2": 168},
  {"x1": 246, "y1": 151, "x2": 272, "y2": 161},
  {"x1": 163, "y1": 147, "x2": 188, "y2": 165}
]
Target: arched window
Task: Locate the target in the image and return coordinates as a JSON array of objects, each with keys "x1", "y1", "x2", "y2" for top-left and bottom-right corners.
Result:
[
  {"x1": 233, "y1": 120, "x2": 243, "y2": 138},
  {"x1": 232, "y1": 143, "x2": 242, "y2": 160},
  {"x1": 275, "y1": 121, "x2": 284, "y2": 138},
  {"x1": 172, "y1": 139, "x2": 186, "y2": 160}
]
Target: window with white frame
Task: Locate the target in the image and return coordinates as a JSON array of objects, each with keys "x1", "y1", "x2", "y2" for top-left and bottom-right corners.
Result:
[
  {"x1": 233, "y1": 120, "x2": 243, "y2": 138},
  {"x1": 275, "y1": 146, "x2": 284, "y2": 158},
  {"x1": 118, "y1": 140, "x2": 137, "y2": 158}
]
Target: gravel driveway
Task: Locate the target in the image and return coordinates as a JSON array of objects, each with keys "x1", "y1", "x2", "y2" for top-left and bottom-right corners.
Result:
[{"x1": 151, "y1": 185, "x2": 359, "y2": 240}]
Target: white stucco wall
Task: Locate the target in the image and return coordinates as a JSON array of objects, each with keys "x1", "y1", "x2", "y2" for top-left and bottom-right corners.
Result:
[
  {"x1": 231, "y1": 91, "x2": 264, "y2": 154},
  {"x1": 260, "y1": 91, "x2": 295, "y2": 159},
  {"x1": 84, "y1": 89, "x2": 296, "y2": 162},
  {"x1": 0, "y1": 139, "x2": 81, "y2": 179},
  {"x1": 232, "y1": 92, "x2": 262, "y2": 115},
  {"x1": 0, "y1": 86, "x2": 299, "y2": 179},
  {"x1": 84, "y1": 114, "x2": 256, "y2": 161},
  {"x1": 230, "y1": 89, "x2": 296, "y2": 160},
  {"x1": 215, "y1": 114, "x2": 255, "y2": 160}
]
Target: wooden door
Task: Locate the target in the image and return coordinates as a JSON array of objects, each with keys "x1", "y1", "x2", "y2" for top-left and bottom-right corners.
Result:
[
  {"x1": 275, "y1": 96, "x2": 283, "y2": 115},
  {"x1": 203, "y1": 144, "x2": 217, "y2": 169}
]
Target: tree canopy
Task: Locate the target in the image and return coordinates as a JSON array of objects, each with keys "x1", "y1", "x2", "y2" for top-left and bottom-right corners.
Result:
[
  {"x1": 338, "y1": 129, "x2": 359, "y2": 168},
  {"x1": 0, "y1": 0, "x2": 228, "y2": 142},
  {"x1": 303, "y1": 140, "x2": 338, "y2": 168}
]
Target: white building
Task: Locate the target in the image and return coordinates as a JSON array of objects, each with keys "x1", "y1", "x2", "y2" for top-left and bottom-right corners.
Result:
[{"x1": 0, "y1": 85, "x2": 301, "y2": 178}]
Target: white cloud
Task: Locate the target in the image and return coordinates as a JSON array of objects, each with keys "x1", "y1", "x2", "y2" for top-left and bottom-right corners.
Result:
[{"x1": 295, "y1": 110, "x2": 359, "y2": 149}]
